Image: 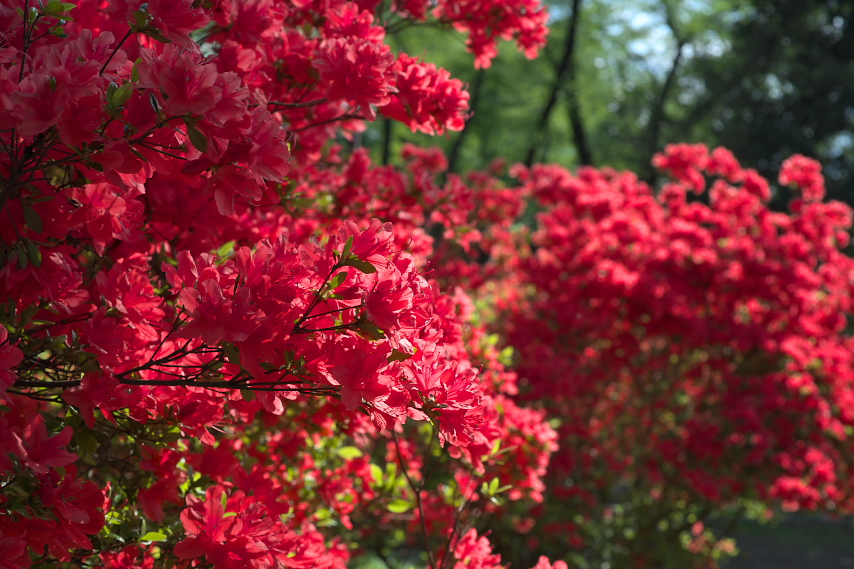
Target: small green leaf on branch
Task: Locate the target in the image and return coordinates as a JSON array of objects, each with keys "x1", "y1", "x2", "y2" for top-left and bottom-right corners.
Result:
[
  {"x1": 387, "y1": 499, "x2": 413, "y2": 514},
  {"x1": 336, "y1": 446, "x2": 363, "y2": 460},
  {"x1": 328, "y1": 271, "x2": 349, "y2": 291},
  {"x1": 355, "y1": 321, "x2": 385, "y2": 341},
  {"x1": 25, "y1": 241, "x2": 41, "y2": 269},
  {"x1": 22, "y1": 204, "x2": 43, "y2": 234},
  {"x1": 223, "y1": 342, "x2": 241, "y2": 365},
  {"x1": 387, "y1": 349, "x2": 413, "y2": 363},
  {"x1": 74, "y1": 431, "x2": 98, "y2": 454},
  {"x1": 341, "y1": 256, "x2": 376, "y2": 274},
  {"x1": 111, "y1": 82, "x2": 134, "y2": 108},
  {"x1": 185, "y1": 122, "x2": 208, "y2": 153},
  {"x1": 341, "y1": 235, "x2": 353, "y2": 259}
]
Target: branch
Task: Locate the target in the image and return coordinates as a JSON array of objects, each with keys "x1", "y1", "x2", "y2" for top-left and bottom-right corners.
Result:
[
  {"x1": 268, "y1": 98, "x2": 327, "y2": 108},
  {"x1": 14, "y1": 375, "x2": 338, "y2": 394},
  {"x1": 524, "y1": 0, "x2": 584, "y2": 167},
  {"x1": 644, "y1": 1, "x2": 687, "y2": 184},
  {"x1": 447, "y1": 68, "x2": 486, "y2": 175},
  {"x1": 563, "y1": 0, "x2": 592, "y2": 166},
  {"x1": 290, "y1": 113, "x2": 363, "y2": 133},
  {"x1": 100, "y1": 29, "x2": 133, "y2": 75},
  {"x1": 13, "y1": 264, "x2": 360, "y2": 398},
  {"x1": 381, "y1": 118, "x2": 393, "y2": 166},
  {"x1": 392, "y1": 428, "x2": 437, "y2": 569}
]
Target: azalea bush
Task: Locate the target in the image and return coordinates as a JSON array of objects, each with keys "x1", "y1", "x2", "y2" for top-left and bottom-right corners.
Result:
[
  {"x1": 430, "y1": 145, "x2": 854, "y2": 568},
  {"x1": 2, "y1": 0, "x2": 854, "y2": 568}
]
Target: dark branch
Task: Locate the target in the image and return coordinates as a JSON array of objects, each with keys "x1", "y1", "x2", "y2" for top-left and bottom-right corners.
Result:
[
  {"x1": 447, "y1": 68, "x2": 486, "y2": 175},
  {"x1": 524, "y1": 0, "x2": 585, "y2": 167},
  {"x1": 645, "y1": 0, "x2": 688, "y2": 184}
]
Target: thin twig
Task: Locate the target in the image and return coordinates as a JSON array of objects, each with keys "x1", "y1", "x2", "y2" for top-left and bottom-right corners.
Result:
[
  {"x1": 392, "y1": 428, "x2": 437, "y2": 569},
  {"x1": 101, "y1": 29, "x2": 133, "y2": 75},
  {"x1": 268, "y1": 98, "x2": 327, "y2": 108}
]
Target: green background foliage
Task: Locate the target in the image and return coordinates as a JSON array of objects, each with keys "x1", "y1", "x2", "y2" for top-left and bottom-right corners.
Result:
[{"x1": 371, "y1": 0, "x2": 854, "y2": 207}]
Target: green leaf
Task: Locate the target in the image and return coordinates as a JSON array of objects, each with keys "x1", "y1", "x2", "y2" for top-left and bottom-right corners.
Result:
[
  {"x1": 143, "y1": 29, "x2": 172, "y2": 44},
  {"x1": 387, "y1": 349, "x2": 413, "y2": 363},
  {"x1": 26, "y1": 241, "x2": 41, "y2": 268},
  {"x1": 223, "y1": 342, "x2": 241, "y2": 365},
  {"x1": 369, "y1": 463, "x2": 383, "y2": 483},
  {"x1": 220, "y1": 491, "x2": 228, "y2": 511},
  {"x1": 341, "y1": 257, "x2": 376, "y2": 274},
  {"x1": 74, "y1": 431, "x2": 98, "y2": 454},
  {"x1": 22, "y1": 204, "x2": 43, "y2": 234},
  {"x1": 43, "y1": 1, "x2": 65, "y2": 15},
  {"x1": 328, "y1": 271, "x2": 348, "y2": 290},
  {"x1": 215, "y1": 240, "x2": 236, "y2": 258},
  {"x1": 180, "y1": 471, "x2": 201, "y2": 493},
  {"x1": 133, "y1": 9, "x2": 150, "y2": 29},
  {"x1": 355, "y1": 321, "x2": 385, "y2": 341},
  {"x1": 111, "y1": 82, "x2": 133, "y2": 108},
  {"x1": 159, "y1": 431, "x2": 183, "y2": 443},
  {"x1": 341, "y1": 235, "x2": 354, "y2": 259},
  {"x1": 185, "y1": 122, "x2": 208, "y2": 153},
  {"x1": 140, "y1": 531, "x2": 167, "y2": 542},
  {"x1": 498, "y1": 346, "x2": 514, "y2": 366},
  {"x1": 106, "y1": 82, "x2": 118, "y2": 109},
  {"x1": 387, "y1": 499, "x2": 413, "y2": 514},
  {"x1": 128, "y1": 148, "x2": 148, "y2": 162},
  {"x1": 79, "y1": 357, "x2": 101, "y2": 373},
  {"x1": 336, "y1": 446, "x2": 363, "y2": 460},
  {"x1": 290, "y1": 197, "x2": 314, "y2": 209},
  {"x1": 18, "y1": 476, "x2": 34, "y2": 494},
  {"x1": 17, "y1": 245, "x2": 28, "y2": 270}
]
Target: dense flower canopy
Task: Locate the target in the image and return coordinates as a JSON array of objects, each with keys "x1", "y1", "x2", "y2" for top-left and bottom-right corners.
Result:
[{"x1": 1, "y1": 0, "x2": 853, "y2": 568}]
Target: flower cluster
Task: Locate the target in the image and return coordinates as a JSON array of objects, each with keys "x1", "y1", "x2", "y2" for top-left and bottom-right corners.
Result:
[{"x1": 432, "y1": 142, "x2": 854, "y2": 567}]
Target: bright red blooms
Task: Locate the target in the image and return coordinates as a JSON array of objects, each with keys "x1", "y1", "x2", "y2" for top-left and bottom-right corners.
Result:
[
  {"x1": 2, "y1": 1, "x2": 850, "y2": 569},
  {"x1": 382, "y1": 54, "x2": 471, "y2": 134},
  {"x1": 779, "y1": 154, "x2": 826, "y2": 202},
  {"x1": 433, "y1": 143, "x2": 854, "y2": 566}
]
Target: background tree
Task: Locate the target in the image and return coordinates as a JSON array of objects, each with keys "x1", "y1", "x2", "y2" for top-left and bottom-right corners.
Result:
[
  {"x1": 378, "y1": 0, "x2": 854, "y2": 208},
  {"x1": 677, "y1": 0, "x2": 854, "y2": 205}
]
